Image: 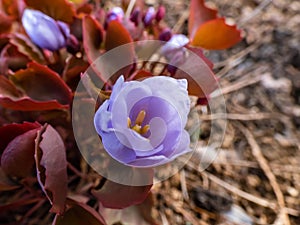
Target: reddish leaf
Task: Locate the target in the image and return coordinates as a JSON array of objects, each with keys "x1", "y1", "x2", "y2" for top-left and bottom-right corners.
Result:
[
  {"x1": 0, "y1": 43, "x2": 30, "y2": 73},
  {"x1": 62, "y1": 56, "x2": 89, "y2": 90},
  {"x1": 53, "y1": 199, "x2": 107, "y2": 225},
  {"x1": 0, "y1": 35, "x2": 9, "y2": 50},
  {"x1": 70, "y1": 18, "x2": 83, "y2": 41},
  {"x1": 0, "y1": 75, "x2": 70, "y2": 110},
  {"x1": 0, "y1": 75, "x2": 23, "y2": 98},
  {"x1": 137, "y1": 192, "x2": 158, "y2": 224},
  {"x1": 0, "y1": 122, "x2": 40, "y2": 154},
  {"x1": 92, "y1": 180, "x2": 152, "y2": 209},
  {"x1": 0, "y1": 168, "x2": 20, "y2": 191},
  {"x1": 191, "y1": 18, "x2": 242, "y2": 50},
  {"x1": 186, "y1": 46, "x2": 214, "y2": 69},
  {"x1": 9, "y1": 33, "x2": 46, "y2": 64},
  {"x1": 76, "y1": 3, "x2": 93, "y2": 15},
  {"x1": 105, "y1": 20, "x2": 133, "y2": 52},
  {"x1": 0, "y1": 97, "x2": 72, "y2": 111},
  {"x1": 1, "y1": 0, "x2": 25, "y2": 20},
  {"x1": 25, "y1": 0, "x2": 76, "y2": 24},
  {"x1": 1, "y1": 128, "x2": 40, "y2": 178},
  {"x1": 82, "y1": 15, "x2": 104, "y2": 63},
  {"x1": 171, "y1": 50, "x2": 218, "y2": 97},
  {"x1": 104, "y1": 20, "x2": 135, "y2": 81},
  {"x1": 188, "y1": 0, "x2": 218, "y2": 39},
  {"x1": 35, "y1": 124, "x2": 68, "y2": 214},
  {"x1": 1, "y1": 0, "x2": 19, "y2": 18},
  {"x1": 0, "y1": 13, "x2": 13, "y2": 34},
  {"x1": 9, "y1": 62, "x2": 73, "y2": 108}
]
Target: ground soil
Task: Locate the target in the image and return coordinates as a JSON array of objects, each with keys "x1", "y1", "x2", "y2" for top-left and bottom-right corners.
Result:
[
  {"x1": 1, "y1": 0, "x2": 299, "y2": 224},
  {"x1": 149, "y1": 0, "x2": 300, "y2": 224}
]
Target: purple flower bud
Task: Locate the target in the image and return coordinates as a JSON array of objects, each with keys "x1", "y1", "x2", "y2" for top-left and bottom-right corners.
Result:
[
  {"x1": 160, "y1": 34, "x2": 189, "y2": 60},
  {"x1": 143, "y1": 7, "x2": 155, "y2": 27},
  {"x1": 66, "y1": 34, "x2": 80, "y2": 55},
  {"x1": 167, "y1": 50, "x2": 185, "y2": 75},
  {"x1": 159, "y1": 28, "x2": 172, "y2": 42},
  {"x1": 106, "y1": 7, "x2": 124, "y2": 23},
  {"x1": 130, "y1": 7, "x2": 141, "y2": 26},
  {"x1": 155, "y1": 6, "x2": 165, "y2": 22},
  {"x1": 94, "y1": 76, "x2": 191, "y2": 168},
  {"x1": 22, "y1": 9, "x2": 70, "y2": 51}
]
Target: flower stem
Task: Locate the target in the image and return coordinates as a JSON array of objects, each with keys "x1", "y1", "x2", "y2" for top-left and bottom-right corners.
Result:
[{"x1": 125, "y1": 0, "x2": 136, "y2": 18}]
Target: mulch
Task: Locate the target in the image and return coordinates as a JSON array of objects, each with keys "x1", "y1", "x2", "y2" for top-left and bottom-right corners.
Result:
[{"x1": 149, "y1": 0, "x2": 300, "y2": 224}]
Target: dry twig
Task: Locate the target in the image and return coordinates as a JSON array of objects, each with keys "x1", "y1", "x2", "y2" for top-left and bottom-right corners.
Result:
[{"x1": 236, "y1": 123, "x2": 291, "y2": 225}]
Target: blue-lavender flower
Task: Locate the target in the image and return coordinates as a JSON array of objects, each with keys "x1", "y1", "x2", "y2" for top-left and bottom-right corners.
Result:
[
  {"x1": 22, "y1": 9, "x2": 70, "y2": 51},
  {"x1": 143, "y1": 7, "x2": 156, "y2": 27},
  {"x1": 160, "y1": 34, "x2": 190, "y2": 60},
  {"x1": 94, "y1": 76, "x2": 191, "y2": 168},
  {"x1": 106, "y1": 7, "x2": 124, "y2": 24}
]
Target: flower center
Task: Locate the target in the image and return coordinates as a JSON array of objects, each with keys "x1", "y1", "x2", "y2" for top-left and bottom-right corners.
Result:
[{"x1": 127, "y1": 110, "x2": 150, "y2": 135}]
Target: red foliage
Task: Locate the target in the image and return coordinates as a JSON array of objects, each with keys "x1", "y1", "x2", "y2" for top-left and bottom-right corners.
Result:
[
  {"x1": 189, "y1": 0, "x2": 242, "y2": 50},
  {"x1": 35, "y1": 124, "x2": 68, "y2": 214}
]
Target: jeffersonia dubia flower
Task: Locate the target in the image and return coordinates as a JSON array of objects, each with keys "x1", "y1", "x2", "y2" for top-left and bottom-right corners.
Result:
[
  {"x1": 143, "y1": 7, "x2": 156, "y2": 27},
  {"x1": 22, "y1": 9, "x2": 70, "y2": 51},
  {"x1": 106, "y1": 7, "x2": 124, "y2": 24},
  {"x1": 161, "y1": 34, "x2": 190, "y2": 74},
  {"x1": 160, "y1": 34, "x2": 190, "y2": 60},
  {"x1": 94, "y1": 76, "x2": 191, "y2": 168}
]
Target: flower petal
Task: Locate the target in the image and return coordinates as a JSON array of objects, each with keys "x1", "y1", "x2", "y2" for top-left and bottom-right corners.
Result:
[
  {"x1": 22, "y1": 9, "x2": 69, "y2": 51},
  {"x1": 142, "y1": 76, "x2": 190, "y2": 126},
  {"x1": 160, "y1": 34, "x2": 190, "y2": 60},
  {"x1": 94, "y1": 100, "x2": 112, "y2": 134},
  {"x1": 129, "y1": 155, "x2": 168, "y2": 168},
  {"x1": 168, "y1": 130, "x2": 192, "y2": 159},
  {"x1": 101, "y1": 131, "x2": 137, "y2": 164}
]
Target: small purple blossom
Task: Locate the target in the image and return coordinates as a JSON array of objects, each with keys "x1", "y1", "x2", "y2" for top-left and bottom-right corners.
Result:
[
  {"x1": 143, "y1": 7, "x2": 156, "y2": 27},
  {"x1": 22, "y1": 9, "x2": 70, "y2": 51},
  {"x1": 94, "y1": 76, "x2": 191, "y2": 167},
  {"x1": 155, "y1": 6, "x2": 166, "y2": 22},
  {"x1": 130, "y1": 7, "x2": 141, "y2": 26},
  {"x1": 106, "y1": 7, "x2": 124, "y2": 24},
  {"x1": 159, "y1": 28, "x2": 172, "y2": 42},
  {"x1": 160, "y1": 34, "x2": 190, "y2": 60}
]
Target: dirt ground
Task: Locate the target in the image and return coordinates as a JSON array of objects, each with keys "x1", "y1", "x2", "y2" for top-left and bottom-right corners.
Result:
[
  {"x1": 1, "y1": 0, "x2": 299, "y2": 224},
  {"x1": 149, "y1": 0, "x2": 300, "y2": 224}
]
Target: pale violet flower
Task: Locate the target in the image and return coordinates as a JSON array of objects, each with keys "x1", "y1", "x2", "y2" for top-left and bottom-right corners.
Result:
[
  {"x1": 143, "y1": 7, "x2": 156, "y2": 26},
  {"x1": 160, "y1": 34, "x2": 190, "y2": 60},
  {"x1": 94, "y1": 76, "x2": 191, "y2": 168},
  {"x1": 22, "y1": 9, "x2": 70, "y2": 51},
  {"x1": 106, "y1": 7, "x2": 125, "y2": 24}
]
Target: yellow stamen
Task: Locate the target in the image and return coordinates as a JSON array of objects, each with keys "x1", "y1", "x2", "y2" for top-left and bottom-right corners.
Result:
[
  {"x1": 141, "y1": 124, "x2": 150, "y2": 134},
  {"x1": 127, "y1": 110, "x2": 150, "y2": 136},
  {"x1": 127, "y1": 117, "x2": 131, "y2": 128},
  {"x1": 132, "y1": 124, "x2": 142, "y2": 133},
  {"x1": 135, "y1": 110, "x2": 146, "y2": 125}
]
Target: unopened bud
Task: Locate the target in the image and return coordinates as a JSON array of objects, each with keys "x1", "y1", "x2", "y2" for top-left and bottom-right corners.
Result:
[
  {"x1": 155, "y1": 6, "x2": 165, "y2": 22},
  {"x1": 66, "y1": 35, "x2": 80, "y2": 55},
  {"x1": 159, "y1": 28, "x2": 172, "y2": 42},
  {"x1": 143, "y1": 7, "x2": 155, "y2": 27},
  {"x1": 130, "y1": 7, "x2": 141, "y2": 26}
]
